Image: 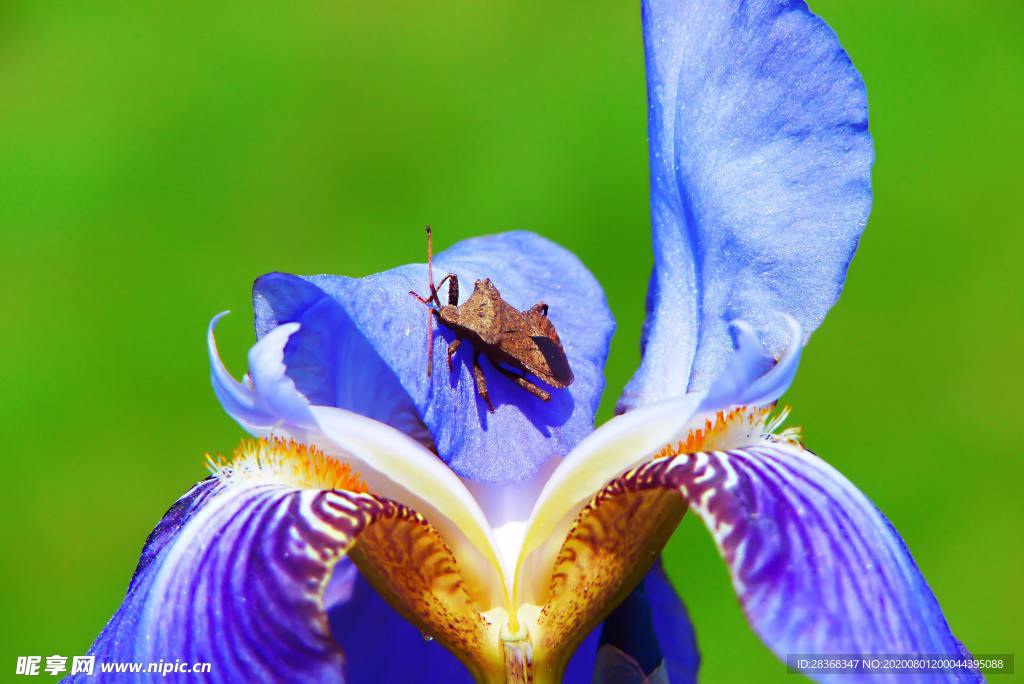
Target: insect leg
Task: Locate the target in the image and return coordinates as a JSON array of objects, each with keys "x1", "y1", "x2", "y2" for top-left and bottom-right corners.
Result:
[
  {"x1": 408, "y1": 291, "x2": 434, "y2": 306},
  {"x1": 446, "y1": 337, "x2": 462, "y2": 371},
  {"x1": 494, "y1": 366, "x2": 551, "y2": 402},
  {"x1": 436, "y1": 273, "x2": 459, "y2": 305},
  {"x1": 527, "y1": 302, "x2": 549, "y2": 317},
  {"x1": 472, "y1": 351, "x2": 495, "y2": 413},
  {"x1": 426, "y1": 306, "x2": 434, "y2": 377}
]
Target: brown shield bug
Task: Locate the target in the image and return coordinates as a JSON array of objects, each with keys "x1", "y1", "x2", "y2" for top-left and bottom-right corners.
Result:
[{"x1": 409, "y1": 226, "x2": 574, "y2": 413}]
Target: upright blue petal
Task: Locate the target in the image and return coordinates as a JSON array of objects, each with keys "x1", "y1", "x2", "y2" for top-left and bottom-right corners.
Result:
[
  {"x1": 251, "y1": 277, "x2": 429, "y2": 443},
  {"x1": 254, "y1": 231, "x2": 615, "y2": 485},
  {"x1": 622, "y1": 0, "x2": 874, "y2": 409}
]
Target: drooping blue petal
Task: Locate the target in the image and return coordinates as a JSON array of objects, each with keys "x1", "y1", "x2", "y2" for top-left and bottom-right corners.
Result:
[
  {"x1": 592, "y1": 562, "x2": 700, "y2": 684},
  {"x1": 254, "y1": 231, "x2": 615, "y2": 485},
  {"x1": 72, "y1": 475, "x2": 427, "y2": 683},
  {"x1": 562, "y1": 627, "x2": 601, "y2": 684},
  {"x1": 658, "y1": 444, "x2": 980, "y2": 683},
  {"x1": 326, "y1": 565, "x2": 473, "y2": 683},
  {"x1": 643, "y1": 563, "x2": 700, "y2": 683},
  {"x1": 622, "y1": 0, "x2": 874, "y2": 409},
  {"x1": 560, "y1": 563, "x2": 699, "y2": 684}
]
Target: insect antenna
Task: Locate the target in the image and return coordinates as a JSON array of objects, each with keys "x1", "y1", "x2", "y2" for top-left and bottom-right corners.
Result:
[
  {"x1": 426, "y1": 224, "x2": 439, "y2": 304},
  {"x1": 409, "y1": 225, "x2": 440, "y2": 377},
  {"x1": 424, "y1": 225, "x2": 437, "y2": 376}
]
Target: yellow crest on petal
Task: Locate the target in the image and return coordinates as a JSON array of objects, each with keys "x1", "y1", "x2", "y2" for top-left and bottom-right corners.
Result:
[
  {"x1": 657, "y1": 404, "x2": 802, "y2": 457},
  {"x1": 207, "y1": 437, "x2": 368, "y2": 493}
]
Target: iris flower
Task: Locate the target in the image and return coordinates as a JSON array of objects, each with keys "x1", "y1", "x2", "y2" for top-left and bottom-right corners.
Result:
[{"x1": 75, "y1": 0, "x2": 979, "y2": 682}]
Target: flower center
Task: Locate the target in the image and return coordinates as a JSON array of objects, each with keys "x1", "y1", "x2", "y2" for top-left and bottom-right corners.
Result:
[{"x1": 207, "y1": 437, "x2": 367, "y2": 492}]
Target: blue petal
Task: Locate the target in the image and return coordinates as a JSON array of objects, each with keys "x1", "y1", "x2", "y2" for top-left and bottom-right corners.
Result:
[
  {"x1": 71, "y1": 480, "x2": 342, "y2": 682},
  {"x1": 254, "y1": 231, "x2": 615, "y2": 485},
  {"x1": 209, "y1": 314, "x2": 315, "y2": 432},
  {"x1": 561, "y1": 563, "x2": 699, "y2": 684},
  {"x1": 251, "y1": 277, "x2": 429, "y2": 443},
  {"x1": 592, "y1": 563, "x2": 700, "y2": 684},
  {"x1": 326, "y1": 565, "x2": 473, "y2": 683},
  {"x1": 699, "y1": 315, "x2": 802, "y2": 412},
  {"x1": 662, "y1": 445, "x2": 980, "y2": 683},
  {"x1": 562, "y1": 628, "x2": 601, "y2": 684},
  {"x1": 622, "y1": 0, "x2": 874, "y2": 409},
  {"x1": 643, "y1": 563, "x2": 700, "y2": 684}
]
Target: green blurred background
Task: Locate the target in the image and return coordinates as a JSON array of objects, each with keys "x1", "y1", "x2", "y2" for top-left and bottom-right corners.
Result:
[{"x1": 2, "y1": 1, "x2": 1021, "y2": 680}]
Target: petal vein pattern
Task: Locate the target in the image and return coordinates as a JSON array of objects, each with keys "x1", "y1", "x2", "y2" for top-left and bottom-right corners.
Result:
[
  {"x1": 661, "y1": 445, "x2": 981, "y2": 683},
  {"x1": 74, "y1": 479, "x2": 375, "y2": 683}
]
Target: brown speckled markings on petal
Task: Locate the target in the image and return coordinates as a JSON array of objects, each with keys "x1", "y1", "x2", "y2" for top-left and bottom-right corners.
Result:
[
  {"x1": 348, "y1": 497, "x2": 503, "y2": 682},
  {"x1": 531, "y1": 458, "x2": 687, "y2": 681}
]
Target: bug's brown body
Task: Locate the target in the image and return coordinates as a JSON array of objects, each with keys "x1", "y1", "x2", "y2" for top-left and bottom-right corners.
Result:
[{"x1": 410, "y1": 227, "x2": 574, "y2": 413}]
